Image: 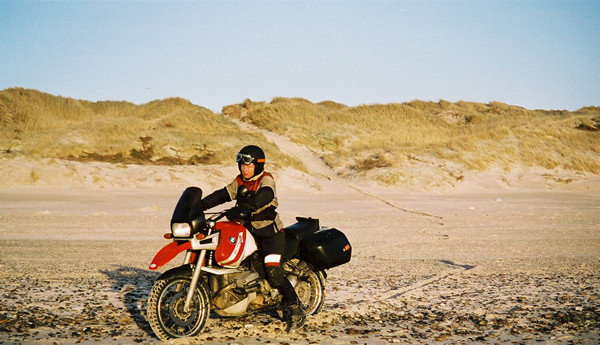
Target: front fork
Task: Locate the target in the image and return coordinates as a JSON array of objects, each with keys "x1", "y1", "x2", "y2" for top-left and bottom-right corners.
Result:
[{"x1": 183, "y1": 249, "x2": 206, "y2": 313}]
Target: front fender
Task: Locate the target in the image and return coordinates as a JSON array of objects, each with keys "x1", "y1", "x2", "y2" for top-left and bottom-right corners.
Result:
[
  {"x1": 149, "y1": 241, "x2": 192, "y2": 270},
  {"x1": 156, "y1": 264, "x2": 193, "y2": 280}
]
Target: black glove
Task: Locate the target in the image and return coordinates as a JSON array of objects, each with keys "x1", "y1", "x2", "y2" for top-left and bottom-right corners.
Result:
[{"x1": 225, "y1": 203, "x2": 253, "y2": 221}]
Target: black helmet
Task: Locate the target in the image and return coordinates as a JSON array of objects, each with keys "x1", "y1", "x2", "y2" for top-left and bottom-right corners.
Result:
[{"x1": 236, "y1": 145, "x2": 266, "y2": 177}]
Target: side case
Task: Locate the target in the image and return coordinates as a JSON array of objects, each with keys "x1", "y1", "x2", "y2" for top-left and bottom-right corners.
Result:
[{"x1": 300, "y1": 228, "x2": 352, "y2": 269}]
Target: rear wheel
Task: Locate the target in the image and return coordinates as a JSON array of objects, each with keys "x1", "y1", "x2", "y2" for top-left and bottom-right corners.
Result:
[
  {"x1": 147, "y1": 266, "x2": 210, "y2": 341},
  {"x1": 294, "y1": 268, "x2": 325, "y2": 315}
]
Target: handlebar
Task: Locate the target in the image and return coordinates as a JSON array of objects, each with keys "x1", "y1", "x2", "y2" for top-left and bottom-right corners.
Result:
[{"x1": 205, "y1": 206, "x2": 249, "y2": 223}]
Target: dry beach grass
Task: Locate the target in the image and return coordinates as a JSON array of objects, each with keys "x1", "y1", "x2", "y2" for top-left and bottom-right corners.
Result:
[{"x1": 1, "y1": 89, "x2": 599, "y2": 344}]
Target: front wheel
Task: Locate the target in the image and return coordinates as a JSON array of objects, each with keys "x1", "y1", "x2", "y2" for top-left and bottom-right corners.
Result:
[
  {"x1": 146, "y1": 266, "x2": 210, "y2": 341},
  {"x1": 294, "y1": 268, "x2": 325, "y2": 315}
]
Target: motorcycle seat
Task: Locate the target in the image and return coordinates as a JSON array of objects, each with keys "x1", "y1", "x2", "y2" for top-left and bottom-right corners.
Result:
[{"x1": 283, "y1": 217, "x2": 319, "y2": 242}]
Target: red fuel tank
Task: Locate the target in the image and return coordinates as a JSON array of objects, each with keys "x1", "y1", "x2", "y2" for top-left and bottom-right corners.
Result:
[{"x1": 214, "y1": 221, "x2": 258, "y2": 268}]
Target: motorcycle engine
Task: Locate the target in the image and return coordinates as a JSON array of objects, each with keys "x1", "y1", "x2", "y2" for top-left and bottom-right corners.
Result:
[
  {"x1": 213, "y1": 271, "x2": 261, "y2": 312},
  {"x1": 234, "y1": 271, "x2": 261, "y2": 293}
]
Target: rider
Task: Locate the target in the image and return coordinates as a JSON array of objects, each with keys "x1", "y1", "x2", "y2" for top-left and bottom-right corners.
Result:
[{"x1": 192, "y1": 145, "x2": 305, "y2": 331}]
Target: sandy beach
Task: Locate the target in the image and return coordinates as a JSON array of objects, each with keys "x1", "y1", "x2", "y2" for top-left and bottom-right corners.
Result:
[{"x1": 1, "y1": 156, "x2": 599, "y2": 345}]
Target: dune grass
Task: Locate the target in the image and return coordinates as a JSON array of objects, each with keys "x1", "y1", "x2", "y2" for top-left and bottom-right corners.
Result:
[
  {"x1": 0, "y1": 88, "x2": 304, "y2": 170},
  {"x1": 2, "y1": 88, "x2": 598, "y2": 186},
  {"x1": 224, "y1": 97, "x2": 600, "y2": 176}
]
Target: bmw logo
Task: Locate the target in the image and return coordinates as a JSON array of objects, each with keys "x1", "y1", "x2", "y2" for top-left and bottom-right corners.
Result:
[{"x1": 228, "y1": 236, "x2": 236, "y2": 244}]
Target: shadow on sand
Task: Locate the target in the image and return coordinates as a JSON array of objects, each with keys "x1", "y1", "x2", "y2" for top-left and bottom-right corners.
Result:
[{"x1": 100, "y1": 265, "x2": 161, "y2": 337}]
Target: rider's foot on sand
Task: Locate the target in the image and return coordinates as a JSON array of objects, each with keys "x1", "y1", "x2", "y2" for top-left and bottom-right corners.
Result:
[{"x1": 285, "y1": 304, "x2": 306, "y2": 332}]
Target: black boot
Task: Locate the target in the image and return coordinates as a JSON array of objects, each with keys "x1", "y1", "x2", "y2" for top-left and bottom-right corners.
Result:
[{"x1": 284, "y1": 303, "x2": 305, "y2": 332}]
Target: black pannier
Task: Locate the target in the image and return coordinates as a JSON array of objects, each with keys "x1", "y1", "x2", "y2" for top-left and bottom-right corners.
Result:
[{"x1": 300, "y1": 228, "x2": 351, "y2": 269}]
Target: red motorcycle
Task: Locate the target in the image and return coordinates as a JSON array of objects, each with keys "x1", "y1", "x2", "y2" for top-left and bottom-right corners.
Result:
[{"x1": 146, "y1": 186, "x2": 352, "y2": 341}]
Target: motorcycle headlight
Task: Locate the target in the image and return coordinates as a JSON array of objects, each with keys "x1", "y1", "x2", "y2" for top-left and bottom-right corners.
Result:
[{"x1": 171, "y1": 223, "x2": 192, "y2": 237}]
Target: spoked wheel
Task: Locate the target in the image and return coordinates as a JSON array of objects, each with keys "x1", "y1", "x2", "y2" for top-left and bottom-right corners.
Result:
[
  {"x1": 294, "y1": 268, "x2": 325, "y2": 315},
  {"x1": 147, "y1": 267, "x2": 210, "y2": 341}
]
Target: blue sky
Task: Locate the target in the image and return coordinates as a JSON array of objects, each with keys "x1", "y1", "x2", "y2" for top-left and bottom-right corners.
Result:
[{"x1": 1, "y1": 0, "x2": 598, "y2": 112}]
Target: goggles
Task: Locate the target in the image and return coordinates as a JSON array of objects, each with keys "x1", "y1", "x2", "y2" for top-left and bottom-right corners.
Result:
[
  {"x1": 236, "y1": 153, "x2": 265, "y2": 165},
  {"x1": 236, "y1": 153, "x2": 254, "y2": 165}
]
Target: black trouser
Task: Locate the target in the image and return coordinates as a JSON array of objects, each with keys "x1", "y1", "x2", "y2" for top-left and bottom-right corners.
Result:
[{"x1": 253, "y1": 225, "x2": 299, "y2": 306}]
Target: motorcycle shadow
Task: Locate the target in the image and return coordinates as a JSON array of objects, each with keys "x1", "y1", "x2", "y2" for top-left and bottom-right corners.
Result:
[{"x1": 100, "y1": 265, "x2": 160, "y2": 337}]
